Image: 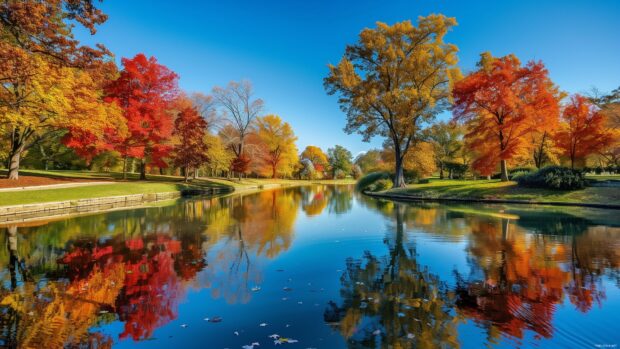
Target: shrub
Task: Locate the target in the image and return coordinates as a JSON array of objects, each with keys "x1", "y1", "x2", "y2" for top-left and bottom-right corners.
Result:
[
  {"x1": 417, "y1": 178, "x2": 430, "y2": 184},
  {"x1": 368, "y1": 178, "x2": 393, "y2": 192},
  {"x1": 515, "y1": 166, "x2": 586, "y2": 190},
  {"x1": 509, "y1": 166, "x2": 535, "y2": 174},
  {"x1": 334, "y1": 169, "x2": 346, "y2": 179},
  {"x1": 356, "y1": 171, "x2": 390, "y2": 191}
]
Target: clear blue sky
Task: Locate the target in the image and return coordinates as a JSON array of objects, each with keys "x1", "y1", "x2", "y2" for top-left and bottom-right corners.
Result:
[{"x1": 75, "y1": 0, "x2": 620, "y2": 156}]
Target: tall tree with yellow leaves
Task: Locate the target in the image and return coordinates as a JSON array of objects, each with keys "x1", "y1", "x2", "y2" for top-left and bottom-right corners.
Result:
[
  {"x1": 0, "y1": 0, "x2": 119, "y2": 179},
  {"x1": 255, "y1": 115, "x2": 298, "y2": 178},
  {"x1": 325, "y1": 16, "x2": 460, "y2": 187}
]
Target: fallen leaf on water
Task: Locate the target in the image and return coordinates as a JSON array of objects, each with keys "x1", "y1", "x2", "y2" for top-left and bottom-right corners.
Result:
[
  {"x1": 180, "y1": 324, "x2": 188, "y2": 328},
  {"x1": 251, "y1": 286, "x2": 261, "y2": 292},
  {"x1": 259, "y1": 323, "x2": 268, "y2": 327}
]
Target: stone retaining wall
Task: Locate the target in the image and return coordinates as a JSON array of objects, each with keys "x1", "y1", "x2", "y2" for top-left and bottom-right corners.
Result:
[{"x1": 0, "y1": 187, "x2": 230, "y2": 224}]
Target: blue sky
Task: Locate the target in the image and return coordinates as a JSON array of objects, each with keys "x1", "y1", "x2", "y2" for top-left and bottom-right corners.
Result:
[{"x1": 75, "y1": 0, "x2": 620, "y2": 156}]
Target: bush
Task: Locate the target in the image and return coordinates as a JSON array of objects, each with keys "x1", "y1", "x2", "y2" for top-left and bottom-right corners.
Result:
[
  {"x1": 515, "y1": 166, "x2": 586, "y2": 190},
  {"x1": 356, "y1": 171, "x2": 390, "y2": 192},
  {"x1": 509, "y1": 166, "x2": 535, "y2": 174},
  {"x1": 368, "y1": 178, "x2": 393, "y2": 192},
  {"x1": 417, "y1": 178, "x2": 430, "y2": 184}
]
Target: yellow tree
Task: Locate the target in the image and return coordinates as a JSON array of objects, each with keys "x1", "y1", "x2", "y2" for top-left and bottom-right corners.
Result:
[
  {"x1": 0, "y1": 57, "x2": 123, "y2": 179},
  {"x1": 0, "y1": 0, "x2": 116, "y2": 179},
  {"x1": 204, "y1": 133, "x2": 234, "y2": 176},
  {"x1": 324, "y1": 16, "x2": 460, "y2": 187},
  {"x1": 255, "y1": 115, "x2": 299, "y2": 178}
]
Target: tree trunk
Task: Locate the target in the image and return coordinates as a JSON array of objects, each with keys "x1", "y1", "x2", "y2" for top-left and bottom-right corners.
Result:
[
  {"x1": 439, "y1": 162, "x2": 444, "y2": 179},
  {"x1": 122, "y1": 156, "x2": 128, "y2": 180},
  {"x1": 139, "y1": 159, "x2": 147, "y2": 180},
  {"x1": 193, "y1": 168, "x2": 198, "y2": 179},
  {"x1": 393, "y1": 151, "x2": 406, "y2": 188},
  {"x1": 500, "y1": 159, "x2": 509, "y2": 181},
  {"x1": 184, "y1": 166, "x2": 189, "y2": 182},
  {"x1": 6, "y1": 148, "x2": 23, "y2": 180}
]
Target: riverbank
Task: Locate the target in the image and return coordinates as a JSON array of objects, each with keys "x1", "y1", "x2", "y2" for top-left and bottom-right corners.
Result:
[
  {"x1": 367, "y1": 179, "x2": 620, "y2": 209},
  {"x1": 0, "y1": 170, "x2": 356, "y2": 223}
]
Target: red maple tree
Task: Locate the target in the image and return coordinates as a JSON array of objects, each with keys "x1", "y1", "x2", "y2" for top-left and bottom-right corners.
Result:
[
  {"x1": 452, "y1": 53, "x2": 560, "y2": 179},
  {"x1": 555, "y1": 94, "x2": 615, "y2": 168},
  {"x1": 105, "y1": 53, "x2": 179, "y2": 179},
  {"x1": 172, "y1": 106, "x2": 209, "y2": 181}
]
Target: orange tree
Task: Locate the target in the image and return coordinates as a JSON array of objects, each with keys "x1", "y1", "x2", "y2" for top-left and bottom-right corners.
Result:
[
  {"x1": 452, "y1": 53, "x2": 560, "y2": 180},
  {"x1": 0, "y1": 0, "x2": 122, "y2": 179},
  {"x1": 555, "y1": 95, "x2": 615, "y2": 168}
]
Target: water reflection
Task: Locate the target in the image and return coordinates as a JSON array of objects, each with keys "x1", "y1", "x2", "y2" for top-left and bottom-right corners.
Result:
[
  {"x1": 326, "y1": 205, "x2": 460, "y2": 349},
  {"x1": 0, "y1": 185, "x2": 618, "y2": 348}
]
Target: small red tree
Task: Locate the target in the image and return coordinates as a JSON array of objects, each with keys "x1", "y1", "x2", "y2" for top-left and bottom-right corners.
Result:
[
  {"x1": 172, "y1": 107, "x2": 209, "y2": 181},
  {"x1": 105, "y1": 54, "x2": 179, "y2": 179},
  {"x1": 555, "y1": 95, "x2": 615, "y2": 168},
  {"x1": 452, "y1": 53, "x2": 560, "y2": 181},
  {"x1": 230, "y1": 155, "x2": 250, "y2": 179}
]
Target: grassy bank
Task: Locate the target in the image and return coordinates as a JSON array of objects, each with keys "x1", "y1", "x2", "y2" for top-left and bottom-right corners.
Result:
[
  {"x1": 379, "y1": 179, "x2": 620, "y2": 206},
  {"x1": 0, "y1": 170, "x2": 355, "y2": 206}
]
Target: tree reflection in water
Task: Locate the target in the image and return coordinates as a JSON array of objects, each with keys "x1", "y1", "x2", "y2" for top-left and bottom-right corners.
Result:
[
  {"x1": 454, "y1": 214, "x2": 619, "y2": 345},
  {"x1": 327, "y1": 203, "x2": 461, "y2": 349},
  {"x1": 0, "y1": 188, "x2": 302, "y2": 347},
  {"x1": 0, "y1": 186, "x2": 617, "y2": 348}
]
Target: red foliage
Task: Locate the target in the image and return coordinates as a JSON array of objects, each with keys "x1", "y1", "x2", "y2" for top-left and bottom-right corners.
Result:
[
  {"x1": 104, "y1": 54, "x2": 179, "y2": 166},
  {"x1": 172, "y1": 107, "x2": 209, "y2": 175},
  {"x1": 452, "y1": 54, "x2": 560, "y2": 176},
  {"x1": 555, "y1": 95, "x2": 615, "y2": 168},
  {"x1": 230, "y1": 154, "x2": 250, "y2": 174}
]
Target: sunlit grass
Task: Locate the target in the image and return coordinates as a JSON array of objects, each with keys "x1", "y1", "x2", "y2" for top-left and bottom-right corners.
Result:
[{"x1": 386, "y1": 178, "x2": 620, "y2": 205}]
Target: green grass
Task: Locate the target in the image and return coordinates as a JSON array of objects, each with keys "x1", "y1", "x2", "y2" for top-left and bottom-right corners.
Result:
[
  {"x1": 0, "y1": 182, "x2": 194, "y2": 206},
  {"x1": 384, "y1": 179, "x2": 620, "y2": 205},
  {"x1": 0, "y1": 169, "x2": 356, "y2": 206},
  {"x1": 585, "y1": 174, "x2": 620, "y2": 182}
]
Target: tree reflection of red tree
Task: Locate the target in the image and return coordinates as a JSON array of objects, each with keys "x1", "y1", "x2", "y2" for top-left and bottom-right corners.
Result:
[
  {"x1": 59, "y1": 233, "x2": 205, "y2": 341},
  {"x1": 455, "y1": 218, "x2": 608, "y2": 342}
]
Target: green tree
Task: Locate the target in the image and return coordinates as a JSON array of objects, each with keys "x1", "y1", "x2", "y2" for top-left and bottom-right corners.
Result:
[
  {"x1": 324, "y1": 16, "x2": 460, "y2": 187},
  {"x1": 427, "y1": 122, "x2": 463, "y2": 179},
  {"x1": 328, "y1": 145, "x2": 353, "y2": 178}
]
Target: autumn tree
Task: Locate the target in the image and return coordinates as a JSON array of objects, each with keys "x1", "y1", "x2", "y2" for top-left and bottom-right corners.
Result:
[
  {"x1": 354, "y1": 149, "x2": 385, "y2": 174},
  {"x1": 555, "y1": 95, "x2": 615, "y2": 168},
  {"x1": 1, "y1": 57, "x2": 123, "y2": 179},
  {"x1": 172, "y1": 107, "x2": 209, "y2": 181},
  {"x1": 325, "y1": 16, "x2": 460, "y2": 187},
  {"x1": 255, "y1": 115, "x2": 298, "y2": 178},
  {"x1": 453, "y1": 53, "x2": 560, "y2": 180},
  {"x1": 300, "y1": 145, "x2": 329, "y2": 174},
  {"x1": 427, "y1": 121, "x2": 463, "y2": 178},
  {"x1": 0, "y1": 0, "x2": 120, "y2": 179},
  {"x1": 589, "y1": 87, "x2": 620, "y2": 168},
  {"x1": 203, "y1": 133, "x2": 233, "y2": 177},
  {"x1": 327, "y1": 145, "x2": 353, "y2": 178},
  {"x1": 212, "y1": 80, "x2": 263, "y2": 158},
  {"x1": 105, "y1": 54, "x2": 179, "y2": 179}
]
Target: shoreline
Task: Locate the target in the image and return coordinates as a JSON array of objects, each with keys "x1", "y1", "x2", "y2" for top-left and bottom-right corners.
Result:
[
  {"x1": 364, "y1": 191, "x2": 620, "y2": 210},
  {"x1": 0, "y1": 180, "x2": 355, "y2": 225}
]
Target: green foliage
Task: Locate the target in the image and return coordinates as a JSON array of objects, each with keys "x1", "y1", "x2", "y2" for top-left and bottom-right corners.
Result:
[
  {"x1": 368, "y1": 178, "x2": 393, "y2": 192},
  {"x1": 328, "y1": 145, "x2": 353, "y2": 177},
  {"x1": 444, "y1": 161, "x2": 469, "y2": 179},
  {"x1": 356, "y1": 171, "x2": 391, "y2": 191},
  {"x1": 516, "y1": 166, "x2": 586, "y2": 190}
]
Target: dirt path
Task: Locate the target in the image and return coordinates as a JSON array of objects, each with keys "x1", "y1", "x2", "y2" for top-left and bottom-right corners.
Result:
[{"x1": 0, "y1": 177, "x2": 114, "y2": 192}]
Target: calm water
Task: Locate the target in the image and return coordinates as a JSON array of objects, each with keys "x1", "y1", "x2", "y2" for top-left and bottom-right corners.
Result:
[{"x1": 0, "y1": 185, "x2": 619, "y2": 349}]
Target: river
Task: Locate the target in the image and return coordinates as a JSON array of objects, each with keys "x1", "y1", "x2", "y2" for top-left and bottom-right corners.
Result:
[{"x1": 0, "y1": 185, "x2": 618, "y2": 348}]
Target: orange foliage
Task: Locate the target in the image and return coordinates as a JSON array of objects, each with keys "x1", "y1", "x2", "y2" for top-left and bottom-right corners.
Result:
[
  {"x1": 555, "y1": 95, "x2": 615, "y2": 168},
  {"x1": 453, "y1": 53, "x2": 560, "y2": 177}
]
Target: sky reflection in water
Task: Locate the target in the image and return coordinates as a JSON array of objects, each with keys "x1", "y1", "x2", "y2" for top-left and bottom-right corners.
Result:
[{"x1": 0, "y1": 185, "x2": 618, "y2": 348}]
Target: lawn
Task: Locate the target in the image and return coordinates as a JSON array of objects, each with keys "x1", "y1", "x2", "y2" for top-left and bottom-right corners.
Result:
[
  {"x1": 384, "y1": 179, "x2": 620, "y2": 205},
  {"x1": 0, "y1": 169, "x2": 356, "y2": 206},
  {"x1": 0, "y1": 182, "x2": 194, "y2": 206}
]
